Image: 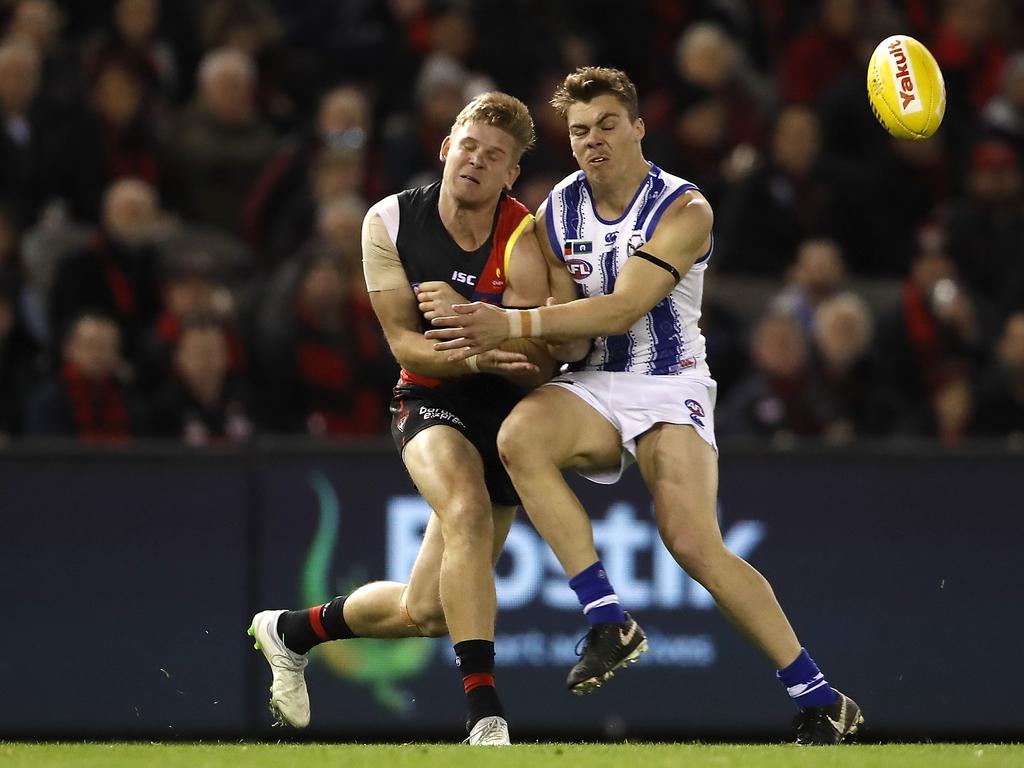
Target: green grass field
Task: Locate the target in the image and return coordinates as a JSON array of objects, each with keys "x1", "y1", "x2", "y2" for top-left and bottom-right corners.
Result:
[{"x1": 2, "y1": 742, "x2": 1022, "y2": 768}]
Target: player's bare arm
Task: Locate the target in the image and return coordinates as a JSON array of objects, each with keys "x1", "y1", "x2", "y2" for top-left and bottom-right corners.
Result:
[
  {"x1": 427, "y1": 191, "x2": 712, "y2": 358},
  {"x1": 363, "y1": 209, "x2": 538, "y2": 376}
]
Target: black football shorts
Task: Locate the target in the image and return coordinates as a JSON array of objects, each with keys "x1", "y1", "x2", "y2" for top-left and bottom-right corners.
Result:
[{"x1": 389, "y1": 375, "x2": 524, "y2": 507}]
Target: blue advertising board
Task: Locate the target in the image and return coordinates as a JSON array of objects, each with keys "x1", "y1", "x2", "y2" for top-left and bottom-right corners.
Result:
[{"x1": 0, "y1": 444, "x2": 1020, "y2": 738}]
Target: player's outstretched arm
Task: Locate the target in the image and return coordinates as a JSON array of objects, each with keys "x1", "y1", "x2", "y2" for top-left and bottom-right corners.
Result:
[
  {"x1": 427, "y1": 191, "x2": 713, "y2": 359},
  {"x1": 370, "y1": 287, "x2": 538, "y2": 376}
]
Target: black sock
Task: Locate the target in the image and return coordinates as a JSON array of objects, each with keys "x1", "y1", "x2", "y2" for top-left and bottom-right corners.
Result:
[
  {"x1": 454, "y1": 639, "x2": 503, "y2": 729},
  {"x1": 277, "y1": 595, "x2": 356, "y2": 655}
]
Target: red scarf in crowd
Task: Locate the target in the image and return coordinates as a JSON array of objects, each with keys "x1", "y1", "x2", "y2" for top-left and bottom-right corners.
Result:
[{"x1": 61, "y1": 361, "x2": 131, "y2": 442}]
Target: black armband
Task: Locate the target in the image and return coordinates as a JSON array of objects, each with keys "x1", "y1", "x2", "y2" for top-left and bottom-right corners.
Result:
[{"x1": 632, "y1": 250, "x2": 681, "y2": 284}]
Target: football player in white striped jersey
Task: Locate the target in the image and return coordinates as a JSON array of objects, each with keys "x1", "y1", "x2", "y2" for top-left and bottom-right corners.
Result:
[{"x1": 428, "y1": 67, "x2": 862, "y2": 744}]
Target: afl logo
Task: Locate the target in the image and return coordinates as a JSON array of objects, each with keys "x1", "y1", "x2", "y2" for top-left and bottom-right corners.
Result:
[{"x1": 566, "y1": 259, "x2": 593, "y2": 281}]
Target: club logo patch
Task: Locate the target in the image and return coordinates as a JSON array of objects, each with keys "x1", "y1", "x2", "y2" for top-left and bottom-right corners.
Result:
[
  {"x1": 626, "y1": 231, "x2": 645, "y2": 256},
  {"x1": 685, "y1": 399, "x2": 705, "y2": 428}
]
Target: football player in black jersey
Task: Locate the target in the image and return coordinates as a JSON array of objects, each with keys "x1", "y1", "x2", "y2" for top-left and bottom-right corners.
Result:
[{"x1": 248, "y1": 92, "x2": 584, "y2": 745}]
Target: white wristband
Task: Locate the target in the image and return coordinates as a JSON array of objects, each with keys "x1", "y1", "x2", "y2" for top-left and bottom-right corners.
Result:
[
  {"x1": 508, "y1": 308, "x2": 542, "y2": 339},
  {"x1": 527, "y1": 308, "x2": 542, "y2": 338},
  {"x1": 508, "y1": 311, "x2": 523, "y2": 339},
  {"x1": 465, "y1": 355, "x2": 480, "y2": 373}
]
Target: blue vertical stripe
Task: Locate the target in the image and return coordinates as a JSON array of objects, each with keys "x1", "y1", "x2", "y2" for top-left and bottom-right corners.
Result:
[
  {"x1": 647, "y1": 295, "x2": 684, "y2": 374},
  {"x1": 632, "y1": 175, "x2": 665, "y2": 233},
  {"x1": 601, "y1": 245, "x2": 631, "y2": 371},
  {"x1": 545, "y1": 191, "x2": 563, "y2": 262},
  {"x1": 563, "y1": 180, "x2": 584, "y2": 240}
]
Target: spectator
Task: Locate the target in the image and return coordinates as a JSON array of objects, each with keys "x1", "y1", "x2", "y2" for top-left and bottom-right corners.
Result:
[
  {"x1": 25, "y1": 310, "x2": 140, "y2": 440},
  {"x1": 717, "y1": 106, "x2": 843, "y2": 274},
  {"x1": 149, "y1": 315, "x2": 252, "y2": 444},
  {"x1": 519, "y1": 71, "x2": 577, "y2": 184},
  {"x1": 781, "y1": 0, "x2": 862, "y2": 106},
  {"x1": 0, "y1": 274, "x2": 39, "y2": 438},
  {"x1": 161, "y1": 47, "x2": 278, "y2": 236},
  {"x1": 859, "y1": 134, "x2": 950, "y2": 276},
  {"x1": 48, "y1": 178, "x2": 163, "y2": 368},
  {"x1": 254, "y1": 253, "x2": 395, "y2": 436},
  {"x1": 199, "y1": 0, "x2": 290, "y2": 124},
  {"x1": 809, "y1": 292, "x2": 898, "y2": 440},
  {"x1": 945, "y1": 139, "x2": 1024, "y2": 323},
  {"x1": 718, "y1": 311, "x2": 821, "y2": 440},
  {"x1": 973, "y1": 311, "x2": 1024, "y2": 442},
  {"x1": 877, "y1": 246, "x2": 985, "y2": 434},
  {"x1": 382, "y1": 53, "x2": 470, "y2": 191},
  {"x1": 5, "y1": 0, "x2": 83, "y2": 122},
  {"x1": 82, "y1": 0, "x2": 178, "y2": 109},
  {"x1": 698, "y1": 268, "x2": 746, "y2": 400},
  {"x1": 309, "y1": 195, "x2": 367, "y2": 277},
  {"x1": 146, "y1": 250, "x2": 245, "y2": 387},
  {"x1": 981, "y1": 52, "x2": 1024, "y2": 156},
  {"x1": 929, "y1": 0, "x2": 1009, "y2": 158},
  {"x1": 243, "y1": 85, "x2": 375, "y2": 268},
  {"x1": 772, "y1": 238, "x2": 847, "y2": 333},
  {"x1": 50, "y1": 61, "x2": 161, "y2": 221},
  {"x1": 671, "y1": 21, "x2": 770, "y2": 144},
  {"x1": 0, "y1": 40, "x2": 50, "y2": 227}
]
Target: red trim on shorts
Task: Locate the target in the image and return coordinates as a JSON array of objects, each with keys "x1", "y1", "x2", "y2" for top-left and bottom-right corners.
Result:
[
  {"x1": 462, "y1": 672, "x2": 495, "y2": 693},
  {"x1": 400, "y1": 367, "x2": 442, "y2": 388},
  {"x1": 308, "y1": 605, "x2": 330, "y2": 642}
]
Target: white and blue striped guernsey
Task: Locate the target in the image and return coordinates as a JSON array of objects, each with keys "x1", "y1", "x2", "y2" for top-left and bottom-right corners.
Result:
[{"x1": 545, "y1": 163, "x2": 712, "y2": 376}]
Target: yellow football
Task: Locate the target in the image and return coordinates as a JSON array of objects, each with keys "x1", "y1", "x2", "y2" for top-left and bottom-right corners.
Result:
[{"x1": 867, "y1": 35, "x2": 946, "y2": 139}]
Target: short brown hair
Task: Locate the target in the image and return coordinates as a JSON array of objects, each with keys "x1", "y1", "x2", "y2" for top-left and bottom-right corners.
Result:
[
  {"x1": 550, "y1": 67, "x2": 640, "y2": 121},
  {"x1": 453, "y1": 91, "x2": 535, "y2": 159}
]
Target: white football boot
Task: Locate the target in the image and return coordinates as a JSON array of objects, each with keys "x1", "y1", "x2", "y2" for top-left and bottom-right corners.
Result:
[
  {"x1": 247, "y1": 609, "x2": 310, "y2": 728},
  {"x1": 465, "y1": 715, "x2": 511, "y2": 745}
]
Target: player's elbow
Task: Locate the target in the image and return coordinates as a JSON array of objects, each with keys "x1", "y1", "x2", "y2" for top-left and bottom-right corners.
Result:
[{"x1": 389, "y1": 339, "x2": 419, "y2": 372}]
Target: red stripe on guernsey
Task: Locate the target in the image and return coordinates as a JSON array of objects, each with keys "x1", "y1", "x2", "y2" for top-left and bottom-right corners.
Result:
[
  {"x1": 472, "y1": 194, "x2": 530, "y2": 303},
  {"x1": 462, "y1": 672, "x2": 496, "y2": 693},
  {"x1": 308, "y1": 605, "x2": 330, "y2": 642}
]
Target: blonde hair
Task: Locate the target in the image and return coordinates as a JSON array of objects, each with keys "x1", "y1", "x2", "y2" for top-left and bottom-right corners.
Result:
[
  {"x1": 453, "y1": 91, "x2": 535, "y2": 158},
  {"x1": 550, "y1": 66, "x2": 640, "y2": 121}
]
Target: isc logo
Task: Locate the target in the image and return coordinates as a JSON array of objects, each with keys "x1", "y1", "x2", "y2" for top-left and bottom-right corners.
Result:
[
  {"x1": 451, "y1": 270, "x2": 477, "y2": 286},
  {"x1": 565, "y1": 259, "x2": 593, "y2": 281}
]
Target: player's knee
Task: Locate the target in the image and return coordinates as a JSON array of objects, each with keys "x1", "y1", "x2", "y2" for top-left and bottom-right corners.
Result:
[
  {"x1": 496, "y1": 412, "x2": 540, "y2": 470},
  {"x1": 406, "y1": 596, "x2": 448, "y2": 638},
  {"x1": 438, "y1": 499, "x2": 493, "y2": 547},
  {"x1": 662, "y1": 530, "x2": 727, "y2": 586}
]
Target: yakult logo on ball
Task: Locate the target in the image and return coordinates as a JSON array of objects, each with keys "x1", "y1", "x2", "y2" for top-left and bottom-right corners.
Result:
[{"x1": 887, "y1": 38, "x2": 922, "y2": 115}]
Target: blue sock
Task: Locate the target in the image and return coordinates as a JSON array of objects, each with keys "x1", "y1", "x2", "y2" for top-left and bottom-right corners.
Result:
[
  {"x1": 569, "y1": 561, "x2": 627, "y2": 625},
  {"x1": 777, "y1": 648, "x2": 839, "y2": 709}
]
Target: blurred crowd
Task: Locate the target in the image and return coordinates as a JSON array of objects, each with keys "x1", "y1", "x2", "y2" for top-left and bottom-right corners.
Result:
[{"x1": 0, "y1": 0, "x2": 1022, "y2": 447}]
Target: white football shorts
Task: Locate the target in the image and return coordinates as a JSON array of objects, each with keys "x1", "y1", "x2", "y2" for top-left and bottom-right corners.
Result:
[{"x1": 545, "y1": 369, "x2": 718, "y2": 484}]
